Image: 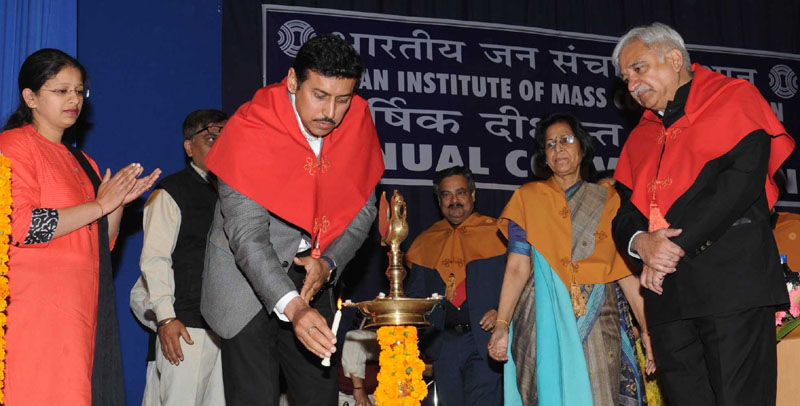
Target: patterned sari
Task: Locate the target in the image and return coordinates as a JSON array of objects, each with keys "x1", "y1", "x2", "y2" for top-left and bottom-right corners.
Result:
[{"x1": 501, "y1": 180, "x2": 649, "y2": 406}]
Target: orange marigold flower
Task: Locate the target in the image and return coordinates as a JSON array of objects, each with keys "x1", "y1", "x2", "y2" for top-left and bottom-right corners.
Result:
[{"x1": 375, "y1": 325, "x2": 425, "y2": 406}]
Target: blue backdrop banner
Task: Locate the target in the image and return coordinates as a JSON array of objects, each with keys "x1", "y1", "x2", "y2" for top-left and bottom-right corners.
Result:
[
  {"x1": 260, "y1": 5, "x2": 800, "y2": 208},
  {"x1": 0, "y1": 0, "x2": 77, "y2": 125}
]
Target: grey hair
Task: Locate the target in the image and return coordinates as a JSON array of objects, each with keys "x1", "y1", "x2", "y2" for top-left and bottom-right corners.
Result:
[{"x1": 612, "y1": 22, "x2": 691, "y2": 74}]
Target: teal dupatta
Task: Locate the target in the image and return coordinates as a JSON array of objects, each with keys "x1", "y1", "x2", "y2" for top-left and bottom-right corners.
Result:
[{"x1": 504, "y1": 246, "x2": 594, "y2": 405}]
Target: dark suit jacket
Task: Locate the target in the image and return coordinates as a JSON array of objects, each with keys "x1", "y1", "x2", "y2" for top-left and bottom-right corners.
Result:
[
  {"x1": 613, "y1": 132, "x2": 788, "y2": 326},
  {"x1": 405, "y1": 255, "x2": 505, "y2": 362}
]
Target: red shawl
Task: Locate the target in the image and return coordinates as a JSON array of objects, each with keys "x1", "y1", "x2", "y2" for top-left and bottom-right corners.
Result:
[
  {"x1": 205, "y1": 79, "x2": 384, "y2": 251},
  {"x1": 615, "y1": 64, "x2": 793, "y2": 220}
]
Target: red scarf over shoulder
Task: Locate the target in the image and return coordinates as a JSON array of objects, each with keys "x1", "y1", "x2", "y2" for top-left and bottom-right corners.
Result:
[
  {"x1": 615, "y1": 64, "x2": 793, "y2": 221},
  {"x1": 206, "y1": 79, "x2": 384, "y2": 251}
]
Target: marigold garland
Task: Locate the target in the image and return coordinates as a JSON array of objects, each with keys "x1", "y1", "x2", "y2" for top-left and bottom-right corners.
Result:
[
  {"x1": 0, "y1": 155, "x2": 11, "y2": 404},
  {"x1": 375, "y1": 326, "x2": 427, "y2": 406}
]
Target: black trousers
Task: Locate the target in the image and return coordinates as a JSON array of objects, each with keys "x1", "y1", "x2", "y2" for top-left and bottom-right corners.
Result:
[
  {"x1": 220, "y1": 260, "x2": 337, "y2": 406},
  {"x1": 433, "y1": 330, "x2": 503, "y2": 406},
  {"x1": 649, "y1": 306, "x2": 777, "y2": 406}
]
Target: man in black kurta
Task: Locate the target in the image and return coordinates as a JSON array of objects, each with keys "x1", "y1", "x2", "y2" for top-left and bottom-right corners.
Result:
[{"x1": 612, "y1": 23, "x2": 793, "y2": 405}]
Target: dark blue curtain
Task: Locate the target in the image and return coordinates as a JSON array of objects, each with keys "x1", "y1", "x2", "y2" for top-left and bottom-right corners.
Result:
[{"x1": 0, "y1": 0, "x2": 77, "y2": 126}]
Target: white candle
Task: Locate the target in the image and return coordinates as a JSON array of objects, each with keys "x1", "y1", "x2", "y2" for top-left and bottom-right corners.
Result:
[{"x1": 321, "y1": 303, "x2": 342, "y2": 367}]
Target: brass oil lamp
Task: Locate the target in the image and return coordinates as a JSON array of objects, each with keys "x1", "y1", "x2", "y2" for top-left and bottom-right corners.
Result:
[{"x1": 345, "y1": 190, "x2": 441, "y2": 327}]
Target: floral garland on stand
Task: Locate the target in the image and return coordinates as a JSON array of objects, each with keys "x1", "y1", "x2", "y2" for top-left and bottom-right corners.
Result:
[
  {"x1": 0, "y1": 155, "x2": 11, "y2": 403},
  {"x1": 776, "y1": 254, "x2": 800, "y2": 341},
  {"x1": 375, "y1": 326, "x2": 427, "y2": 406}
]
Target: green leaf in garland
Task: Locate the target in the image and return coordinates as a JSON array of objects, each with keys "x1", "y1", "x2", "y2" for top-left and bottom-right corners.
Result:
[{"x1": 777, "y1": 316, "x2": 800, "y2": 341}]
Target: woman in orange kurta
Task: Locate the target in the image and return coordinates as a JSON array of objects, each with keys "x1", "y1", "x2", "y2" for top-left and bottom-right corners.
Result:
[{"x1": 0, "y1": 49, "x2": 160, "y2": 405}]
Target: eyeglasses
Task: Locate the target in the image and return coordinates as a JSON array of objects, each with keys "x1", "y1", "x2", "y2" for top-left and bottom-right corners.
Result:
[
  {"x1": 190, "y1": 125, "x2": 224, "y2": 146},
  {"x1": 40, "y1": 88, "x2": 90, "y2": 99},
  {"x1": 544, "y1": 134, "x2": 576, "y2": 150},
  {"x1": 192, "y1": 126, "x2": 223, "y2": 137}
]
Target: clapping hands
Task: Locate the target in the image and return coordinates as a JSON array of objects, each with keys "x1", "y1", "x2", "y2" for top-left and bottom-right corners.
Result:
[{"x1": 95, "y1": 163, "x2": 161, "y2": 214}]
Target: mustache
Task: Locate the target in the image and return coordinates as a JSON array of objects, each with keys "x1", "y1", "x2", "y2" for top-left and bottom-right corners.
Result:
[
  {"x1": 313, "y1": 117, "x2": 336, "y2": 125},
  {"x1": 447, "y1": 203, "x2": 464, "y2": 209},
  {"x1": 632, "y1": 84, "x2": 652, "y2": 99}
]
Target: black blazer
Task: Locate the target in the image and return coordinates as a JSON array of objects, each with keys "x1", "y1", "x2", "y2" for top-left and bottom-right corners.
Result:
[
  {"x1": 613, "y1": 131, "x2": 788, "y2": 326},
  {"x1": 405, "y1": 255, "x2": 505, "y2": 362}
]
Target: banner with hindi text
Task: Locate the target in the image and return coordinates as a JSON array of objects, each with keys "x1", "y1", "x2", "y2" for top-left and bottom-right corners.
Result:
[{"x1": 261, "y1": 5, "x2": 800, "y2": 208}]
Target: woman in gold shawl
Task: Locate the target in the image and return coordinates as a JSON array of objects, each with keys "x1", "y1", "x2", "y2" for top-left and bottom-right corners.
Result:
[{"x1": 487, "y1": 113, "x2": 655, "y2": 405}]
